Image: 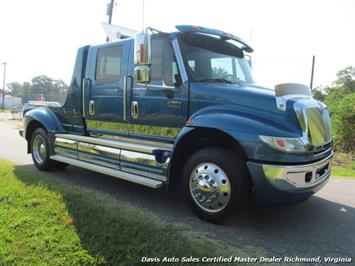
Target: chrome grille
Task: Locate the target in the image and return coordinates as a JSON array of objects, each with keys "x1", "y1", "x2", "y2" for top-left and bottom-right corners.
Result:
[{"x1": 294, "y1": 99, "x2": 332, "y2": 148}]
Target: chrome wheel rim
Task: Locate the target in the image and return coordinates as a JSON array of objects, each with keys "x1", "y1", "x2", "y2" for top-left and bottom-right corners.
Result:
[
  {"x1": 33, "y1": 134, "x2": 47, "y2": 164},
  {"x1": 189, "y1": 162, "x2": 231, "y2": 213}
]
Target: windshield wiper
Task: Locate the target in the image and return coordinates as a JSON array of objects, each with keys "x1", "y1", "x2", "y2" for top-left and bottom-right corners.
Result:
[{"x1": 194, "y1": 78, "x2": 232, "y2": 84}]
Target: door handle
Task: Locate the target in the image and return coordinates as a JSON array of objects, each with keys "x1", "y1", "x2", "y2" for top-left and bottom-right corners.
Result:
[
  {"x1": 89, "y1": 100, "x2": 95, "y2": 115},
  {"x1": 131, "y1": 101, "x2": 138, "y2": 119}
]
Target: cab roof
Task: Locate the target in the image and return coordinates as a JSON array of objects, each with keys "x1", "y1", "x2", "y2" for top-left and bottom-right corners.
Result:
[{"x1": 175, "y1": 25, "x2": 253, "y2": 53}]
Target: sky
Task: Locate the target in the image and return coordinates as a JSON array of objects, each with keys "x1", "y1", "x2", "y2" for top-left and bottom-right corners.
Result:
[{"x1": 0, "y1": 0, "x2": 354, "y2": 90}]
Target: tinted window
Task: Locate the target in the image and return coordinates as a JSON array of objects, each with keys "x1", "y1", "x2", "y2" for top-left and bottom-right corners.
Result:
[
  {"x1": 150, "y1": 36, "x2": 180, "y2": 86},
  {"x1": 211, "y1": 57, "x2": 233, "y2": 79},
  {"x1": 180, "y1": 33, "x2": 254, "y2": 84},
  {"x1": 96, "y1": 46, "x2": 122, "y2": 82}
]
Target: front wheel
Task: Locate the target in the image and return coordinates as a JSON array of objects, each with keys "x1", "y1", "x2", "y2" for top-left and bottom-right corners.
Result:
[
  {"x1": 183, "y1": 148, "x2": 251, "y2": 223},
  {"x1": 31, "y1": 128, "x2": 56, "y2": 171}
]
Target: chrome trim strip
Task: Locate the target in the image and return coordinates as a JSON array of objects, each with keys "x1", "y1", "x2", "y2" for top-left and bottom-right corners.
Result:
[
  {"x1": 313, "y1": 147, "x2": 332, "y2": 157},
  {"x1": 78, "y1": 142, "x2": 121, "y2": 157},
  {"x1": 120, "y1": 150, "x2": 169, "y2": 169},
  {"x1": 55, "y1": 134, "x2": 172, "y2": 154},
  {"x1": 172, "y1": 38, "x2": 188, "y2": 84},
  {"x1": 54, "y1": 137, "x2": 78, "y2": 150},
  {"x1": 77, "y1": 142, "x2": 120, "y2": 169},
  {"x1": 50, "y1": 155, "x2": 163, "y2": 188},
  {"x1": 86, "y1": 120, "x2": 128, "y2": 132},
  {"x1": 121, "y1": 167, "x2": 167, "y2": 182},
  {"x1": 136, "y1": 83, "x2": 176, "y2": 90},
  {"x1": 78, "y1": 151, "x2": 119, "y2": 169},
  {"x1": 82, "y1": 79, "x2": 85, "y2": 117},
  {"x1": 261, "y1": 152, "x2": 333, "y2": 190},
  {"x1": 123, "y1": 76, "x2": 127, "y2": 121},
  {"x1": 85, "y1": 120, "x2": 179, "y2": 140},
  {"x1": 88, "y1": 131, "x2": 174, "y2": 149},
  {"x1": 54, "y1": 147, "x2": 77, "y2": 159}
]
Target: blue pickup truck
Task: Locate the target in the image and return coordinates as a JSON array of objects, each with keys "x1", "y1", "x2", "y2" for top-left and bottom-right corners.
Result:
[{"x1": 20, "y1": 25, "x2": 333, "y2": 223}]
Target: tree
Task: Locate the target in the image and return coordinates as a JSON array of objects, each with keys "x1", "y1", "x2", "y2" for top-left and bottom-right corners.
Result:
[
  {"x1": 324, "y1": 66, "x2": 355, "y2": 152},
  {"x1": 7, "y1": 82, "x2": 23, "y2": 97},
  {"x1": 312, "y1": 86, "x2": 327, "y2": 101},
  {"x1": 325, "y1": 92, "x2": 355, "y2": 152},
  {"x1": 212, "y1": 67, "x2": 230, "y2": 79},
  {"x1": 7, "y1": 75, "x2": 68, "y2": 104},
  {"x1": 333, "y1": 66, "x2": 355, "y2": 92}
]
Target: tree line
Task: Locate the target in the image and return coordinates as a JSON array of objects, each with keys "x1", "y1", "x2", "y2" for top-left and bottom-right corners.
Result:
[
  {"x1": 312, "y1": 66, "x2": 354, "y2": 153},
  {"x1": 7, "y1": 75, "x2": 68, "y2": 104}
]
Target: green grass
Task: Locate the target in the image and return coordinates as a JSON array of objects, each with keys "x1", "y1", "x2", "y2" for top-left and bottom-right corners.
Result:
[
  {"x1": 332, "y1": 153, "x2": 354, "y2": 179},
  {"x1": 332, "y1": 161, "x2": 355, "y2": 179},
  {"x1": 0, "y1": 160, "x2": 259, "y2": 265}
]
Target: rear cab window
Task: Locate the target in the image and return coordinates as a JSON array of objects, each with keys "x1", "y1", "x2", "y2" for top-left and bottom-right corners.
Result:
[{"x1": 95, "y1": 46, "x2": 123, "y2": 82}]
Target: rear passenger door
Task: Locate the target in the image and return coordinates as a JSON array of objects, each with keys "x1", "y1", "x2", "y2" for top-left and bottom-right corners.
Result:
[{"x1": 84, "y1": 41, "x2": 130, "y2": 135}]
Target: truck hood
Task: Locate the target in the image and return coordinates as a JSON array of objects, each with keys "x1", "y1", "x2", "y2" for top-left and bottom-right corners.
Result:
[
  {"x1": 190, "y1": 83, "x2": 284, "y2": 115},
  {"x1": 189, "y1": 82, "x2": 331, "y2": 142}
]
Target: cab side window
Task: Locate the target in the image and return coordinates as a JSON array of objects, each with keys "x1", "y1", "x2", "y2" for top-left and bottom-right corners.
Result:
[
  {"x1": 211, "y1": 57, "x2": 233, "y2": 79},
  {"x1": 150, "y1": 36, "x2": 180, "y2": 86},
  {"x1": 96, "y1": 46, "x2": 122, "y2": 82}
]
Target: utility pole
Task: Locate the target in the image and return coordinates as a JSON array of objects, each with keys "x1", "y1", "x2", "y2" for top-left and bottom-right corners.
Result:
[
  {"x1": 310, "y1": 55, "x2": 315, "y2": 90},
  {"x1": 106, "y1": 0, "x2": 115, "y2": 42},
  {"x1": 1, "y1": 62, "x2": 6, "y2": 111}
]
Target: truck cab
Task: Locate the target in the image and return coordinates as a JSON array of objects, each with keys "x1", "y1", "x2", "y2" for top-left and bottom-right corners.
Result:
[{"x1": 21, "y1": 25, "x2": 333, "y2": 223}]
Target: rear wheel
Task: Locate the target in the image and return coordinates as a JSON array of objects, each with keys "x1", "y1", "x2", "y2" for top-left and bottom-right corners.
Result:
[
  {"x1": 183, "y1": 148, "x2": 251, "y2": 223},
  {"x1": 31, "y1": 128, "x2": 56, "y2": 171}
]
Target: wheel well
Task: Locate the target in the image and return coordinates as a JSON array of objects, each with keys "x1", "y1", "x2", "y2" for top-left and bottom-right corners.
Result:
[
  {"x1": 25, "y1": 120, "x2": 46, "y2": 153},
  {"x1": 168, "y1": 127, "x2": 251, "y2": 189}
]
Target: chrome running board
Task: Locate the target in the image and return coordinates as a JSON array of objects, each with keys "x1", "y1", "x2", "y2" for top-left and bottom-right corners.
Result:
[
  {"x1": 50, "y1": 155, "x2": 163, "y2": 188},
  {"x1": 54, "y1": 133, "x2": 172, "y2": 154}
]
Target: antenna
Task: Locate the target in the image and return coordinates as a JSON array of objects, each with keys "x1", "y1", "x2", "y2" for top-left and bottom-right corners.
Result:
[
  {"x1": 141, "y1": 0, "x2": 145, "y2": 32},
  {"x1": 106, "y1": 0, "x2": 115, "y2": 42},
  {"x1": 310, "y1": 55, "x2": 315, "y2": 90}
]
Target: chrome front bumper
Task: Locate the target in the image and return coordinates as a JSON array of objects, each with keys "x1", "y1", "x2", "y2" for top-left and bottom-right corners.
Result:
[{"x1": 261, "y1": 152, "x2": 333, "y2": 191}]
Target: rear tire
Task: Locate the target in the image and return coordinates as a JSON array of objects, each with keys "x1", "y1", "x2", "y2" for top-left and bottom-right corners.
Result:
[
  {"x1": 30, "y1": 128, "x2": 56, "y2": 171},
  {"x1": 182, "y1": 147, "x2": 251, "y2": 224}
]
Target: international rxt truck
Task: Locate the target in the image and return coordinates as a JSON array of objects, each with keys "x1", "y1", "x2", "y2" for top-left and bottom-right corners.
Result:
[{"x1": 20, "y1": 25, "x2": 333, "y2": 223}]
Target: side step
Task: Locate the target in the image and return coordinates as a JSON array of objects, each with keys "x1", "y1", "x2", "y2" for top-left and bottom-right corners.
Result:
[
  {"x1": 54, "y1": 134, "x2": 172, "y2": 154},
  {"x1": 50, "y1": 155, "x2": 163, "y2": 189}
]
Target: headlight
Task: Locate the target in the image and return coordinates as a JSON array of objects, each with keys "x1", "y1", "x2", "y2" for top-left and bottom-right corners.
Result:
[{"x1": 260, "y1": 135, "x2": 306, "y2": 153}]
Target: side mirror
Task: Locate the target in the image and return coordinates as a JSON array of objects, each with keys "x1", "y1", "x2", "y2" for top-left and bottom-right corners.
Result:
[
  {"x1": 245, "y1": 54, "x2": 252, "y2": 68},
  {"x1": 135, "y1": 65, "x2": 150, "y2": 83},
  {"x1": 134, "y1": 33, "x2": 152, "y2": 83}
]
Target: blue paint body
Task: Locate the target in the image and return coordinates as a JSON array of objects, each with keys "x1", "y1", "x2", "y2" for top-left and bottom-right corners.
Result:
[{"x1": 22, "y1": 25, "x2": 332, "y2": 206}]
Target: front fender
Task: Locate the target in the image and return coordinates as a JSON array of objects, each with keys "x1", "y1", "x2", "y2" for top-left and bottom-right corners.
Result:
[
  {"x1": 189, "y1": 105, "x2": 299, "y2": 137},
  {"x1": 23, "y1": 107, "x2": 64, "y2": 140},
  {"x1": 184, "y1": 106, "x2": 318, "y2": 163}
]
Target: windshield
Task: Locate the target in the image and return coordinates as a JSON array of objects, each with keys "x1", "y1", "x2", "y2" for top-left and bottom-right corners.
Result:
[{"x1": 179, "y1": 33, "x2": 255, "y2": 85}]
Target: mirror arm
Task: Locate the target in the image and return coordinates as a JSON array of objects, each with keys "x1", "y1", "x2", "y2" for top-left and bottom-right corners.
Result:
[{"x1": 136, "y1": 82, "x2": 176, "y2": 90}]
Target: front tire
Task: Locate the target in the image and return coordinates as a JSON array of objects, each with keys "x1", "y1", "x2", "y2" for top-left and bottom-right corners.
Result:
[
  {"x1": 183, "y1": 148, "x2": 251, "y2": 223},
  {"x1": 31, "y1": 128, "x2": 56, "y2": 171}
]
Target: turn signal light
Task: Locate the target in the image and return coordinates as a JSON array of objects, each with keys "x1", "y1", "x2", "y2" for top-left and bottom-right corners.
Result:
[{"x1": 260, "y1": 135, "x2": 306, "y2": 153}]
